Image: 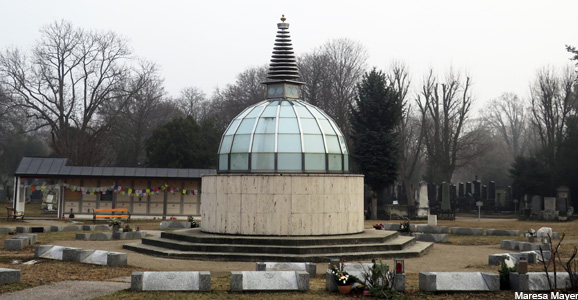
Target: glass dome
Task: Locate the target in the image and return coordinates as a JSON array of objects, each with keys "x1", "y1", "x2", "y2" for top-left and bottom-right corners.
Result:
[{"x1": 218, "y1": 99, "x2": 349, "y2": 173}]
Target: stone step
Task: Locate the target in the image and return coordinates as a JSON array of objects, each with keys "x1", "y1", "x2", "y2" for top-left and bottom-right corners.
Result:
[
  {"x1": 139, "y1": 235, "x2": 415, "y2": 254},
  {"x1": 160, "y1": 228, "x2": 399, "y2": 246},
  {"x1": 123, "y1": 240, "x2": 433, "y2": 263}
]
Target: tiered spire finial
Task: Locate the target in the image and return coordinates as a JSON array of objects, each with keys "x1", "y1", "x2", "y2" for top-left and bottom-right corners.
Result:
[{"x1": 265, "y1": 15, "x2": 302, "y2": 83}]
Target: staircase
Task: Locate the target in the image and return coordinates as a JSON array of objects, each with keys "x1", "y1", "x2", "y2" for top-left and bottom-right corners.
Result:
[{"x1": 124, "y1": 229, "x2": 433, "y2": 262}]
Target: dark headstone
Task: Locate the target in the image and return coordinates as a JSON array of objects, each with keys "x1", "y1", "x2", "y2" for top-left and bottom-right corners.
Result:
[
  {"x1": 531, "y1": 196, "x2": 542, "y2": 216},
  {"x1": 488, "y1": 181, "x2": 496, "y2": 201},
  {"x1": 557, "y1": 198, "x2": 567, "y2": 213},
  {"x1": 458, "y1": 183, "x2": 464, "y2": 198},
  {"x1": 482, "y1": 185, "x2": 488, "y2": 201},
  {"x1": 473, "y1": 181, "x2": 481, "y2": 201}
]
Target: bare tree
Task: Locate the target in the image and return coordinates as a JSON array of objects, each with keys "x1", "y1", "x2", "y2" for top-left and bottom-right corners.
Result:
[
  {"x1": 176, "y1": 86, "x2": 210, "y2": 122},
  {"x1": 417, "y1": 69, "x2": 481, "y2": 183},
  {"x1": 0, "y1": 20, "x2": 148, "y2": 166},
  {"x1": 298, "y1": 38, "x2": 368, "y2": 136},
  {"x1": 529, "y1": 66, "x2": 577, "y2": 169},
  {"x1": 483, "y1": 93, "x2": 529, "y2": 159}
]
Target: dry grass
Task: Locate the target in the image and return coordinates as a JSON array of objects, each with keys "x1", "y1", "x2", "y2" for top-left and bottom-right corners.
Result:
[{"x1": 0, "y1": 215, "x2": 576, "y2": 299}]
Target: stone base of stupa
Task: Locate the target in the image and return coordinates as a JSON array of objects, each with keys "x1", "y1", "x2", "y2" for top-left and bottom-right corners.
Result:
[{"x1": 200, "y1": 173, "x2": 364, "y2": 236}]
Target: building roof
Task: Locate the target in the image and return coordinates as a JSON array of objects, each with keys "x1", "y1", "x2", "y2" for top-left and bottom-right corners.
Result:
[{"x1": 15, "y1": 157, "x2": 216, "y2": 179}]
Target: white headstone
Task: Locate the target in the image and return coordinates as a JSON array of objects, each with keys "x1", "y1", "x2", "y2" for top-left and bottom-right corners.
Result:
[
  {"x1": 428, "y1": 215, "x2": 437, "y2": 226},
  {"x1": 543, "y1": 197, "x2": 556, "y2": 211}
]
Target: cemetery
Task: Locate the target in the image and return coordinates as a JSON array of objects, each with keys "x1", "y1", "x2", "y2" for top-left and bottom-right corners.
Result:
[{"x1": 0, "y1": 14, "x2": 576, "y2": 300}]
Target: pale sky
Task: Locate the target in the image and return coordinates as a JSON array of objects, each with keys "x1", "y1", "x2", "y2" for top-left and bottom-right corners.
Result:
[{"x1": 1, "y1": 0, "x2": 577, "y2": 109}]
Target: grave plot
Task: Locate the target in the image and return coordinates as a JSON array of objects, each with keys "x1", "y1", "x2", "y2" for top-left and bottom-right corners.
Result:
[
  {"x1": 419, "y1": 272, "x2": 500, "y2": 292},
  {"x1": 230, "y1": 271, "x2": 309, "y2": 292},
  {"x1": 34, "y1": 245, "x2": 127, "y2": 266},
  {"x1": 131, "y1": 271, "x2": 210, "y2": 291},
  {"x1": 256, "y1": 262, "x2": 316, "y2": 277}
]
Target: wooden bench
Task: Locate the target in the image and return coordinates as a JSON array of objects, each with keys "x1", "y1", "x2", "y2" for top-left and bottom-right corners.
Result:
[
  {"x1": 93, "y1": 208, "x2": 131, "y2": 223},
  {"x1": 6, "y1": 207, "x2": 24, "y2": 221}
]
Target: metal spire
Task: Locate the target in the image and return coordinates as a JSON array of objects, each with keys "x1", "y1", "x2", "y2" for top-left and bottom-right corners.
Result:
[{"x1": 266, "y1": 15, "x2": 302, "y2": 83}]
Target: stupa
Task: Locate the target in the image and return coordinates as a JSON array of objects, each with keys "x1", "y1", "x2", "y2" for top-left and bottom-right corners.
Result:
[{"x1": 200, "y1": 15, "x2": 364, "y2": 236}]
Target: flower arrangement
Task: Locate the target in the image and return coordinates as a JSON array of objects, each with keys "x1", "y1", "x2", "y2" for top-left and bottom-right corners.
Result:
[
  {"x1": 330, "y1": 265, "x2": 360, "y2": 286},
  {"x1": 373, "y1": 223, "x2": 384, "y2": 230},
  {"x1": 524, "y1": 228, "x2": 537, "y2": 237},
  {"x1": 108, "y1": 218, "x2": 122, "y2": 232},
  {"x1": 188, "y1": 216, "x2": 198, "y2": 228},
  {"x1": 398, "y1": 221, "x2": 411, "y2": 234}
]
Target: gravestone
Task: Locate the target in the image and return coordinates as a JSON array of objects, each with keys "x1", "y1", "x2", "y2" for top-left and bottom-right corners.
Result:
[
  {"x1": 485, "y1": 229, "x2": 520, "y2": 236},
  {"x1": 413, "y1": 233, "x2": 448, "y2": 243},
  {"x1": 543, "y1": 197, "x2": 556, "y2": 211},
  {"x1": 418, "y1": 182, "x2": 429, "y2": 217},
  {"x1": 441, "y1": 182, "x2": 451, "y2": 212},
  {"x1": 416, "y1": 224, "x2": 448, "y2": 233},
  {"x1": 465, "y1": 182, "x2": 472, "y2": 198},
  {"x1": 473, "y1": 181, "x2": 481, "y2": 201},
  {"x1": 531, "y1": 196, "x2": 542, "y2": 216},
  {"x1": 0, "y1": 268, "x2": 20, "y2": 285},
  {"x1": 419, "y1": 272, "x2": 499, "y2": 292},
  {"x1": 427, "y1": 183, "x2": 437, "y2": 207},
  {"x1": 256, "y1": 262, "x2": 316, "y2": 277},
  {"x1": 488, "y1": 181, "x2": 495, "y2": 201},
  {"x1": 35, "y1": 245, "x2": 80, "y2": 260},
  {"x1": 458, "y1": 183, "x2": 464, "y2": 199},
  {"x1": 427, "y1": 215, "x2": 437, "y2": 226},
  {"x1": 510, "y1": 272, "x2": 573, "y2": 291},
  {"x1": 326, "y1": 263, "x2": 374, "y2": 292},
  {"x1": 230, "y1": 271, "x2": 309, "y2": 292},
  {"x1": 482, "y1": 185, "x2": 487, "y2": 201},
  {"x1": 451, "y1": 227, "x2": 483, "y2": 235},
  {"x1": 131, "y1": 271, "x2": 211, "y2": 291}
]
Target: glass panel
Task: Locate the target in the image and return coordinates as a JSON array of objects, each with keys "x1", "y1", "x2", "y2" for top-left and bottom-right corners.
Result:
[
  {"x1": 219, "y1": 154, "x2": 228, "y2": 170},
  {"x1": 338, "y1": 135, "x2": 348, "y2": 154},
  {"x1": 246, "y1": 104, "x2": 266, "y2": 118},
  {"x1": 301, "y1": 119, "x2": 321, "y2": 134},
  {"x1": 278, "y1": 153, "x2": 302, "y2": 171},
  {"x1": 261, "y1": 105, "x2": 278, "y2": 117},
  {"x1": 230, "y1": 153, "x2": 248, "y2": 170},
  {"x1": 231, "y1": 134, "x2": 251, "y2": 152},
  {"x1": 225, "y1": 119, "x2": 240, "y2": 135},
  {"x1": 304, "y1": 134, "x2": 325, "y2": 153},
  {"x1": 255, "y1": 117, "x2": 276, "y2": 133},
  {"x1": 219, "y1": 135, "x2": 233, "y2": 153},
  {"x1": 278, "y1": 118, "x2": 299, "y2": 133},
  {"x1": 277, "y1": 134, "x2": 301, "y2": 152},
  {"x1": 309, "y1": 107, "x2": 326, "y2": 119},
  {"x1": 305, "y1": 153, "x2": 326, "y2": 171},
  {"x1": 326, "y1": 135, "x2": 341, "y2": 153},
  {"x1": 294, "y1": 106, "x2": 313, "y2": 118},
  {"x1": 319, "y1": 119, "x2": 335, "y2": 134},
  {"x1": 251, "y1": 153, "x2": 275, "y2": 170},
  {"x1": 237, "y1": 118, "x2": 256, "y2": 134},
  {"x1": 252, "y1": 134, "x2": 275, "y2": 152},
  {"x1": 328, "y1": 154, "x2": 342, "y2": 171},
  {"x1": 279, "y1": 105, "x2": 296, "y2": 117},
  {"x1": 344, "y1": 154, "x2": 349, "y2": 171}
]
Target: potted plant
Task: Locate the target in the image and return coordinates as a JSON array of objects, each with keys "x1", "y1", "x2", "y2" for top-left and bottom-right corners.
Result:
[
  {"x1": 398, "y1": 220, "x2": 411, "y2": 236},
  {"x1": 188, "y1": 216, "x2": 198, "y2": 228},
  {"x1": 525, "y1": 228, "x2": 537, "y2": 242},
  {"x1": 373, "y1": 223, "x2": 384, "y2": 230},
  {"x1": 330, "y1": 265, "x2": 360, "y2": 294},
  {"x1": 108, "y1": 218, "x2": 122, "y2": 233}
]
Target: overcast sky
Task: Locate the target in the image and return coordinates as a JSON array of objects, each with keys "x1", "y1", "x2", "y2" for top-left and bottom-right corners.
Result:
[{"x1": 2, "y1": 0, "x2": 578, "y2": 110}]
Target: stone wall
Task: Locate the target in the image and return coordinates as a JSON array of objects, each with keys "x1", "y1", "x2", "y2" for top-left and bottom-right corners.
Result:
[{"x1": 201, "y1": 174, "x2": 364, "y2": 236}]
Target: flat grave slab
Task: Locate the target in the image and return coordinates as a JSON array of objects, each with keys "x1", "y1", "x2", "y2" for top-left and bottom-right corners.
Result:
[
  {"x1": 0, "y1": 268, "x2": 20, "y2": 285},
  {"x1": 415, "y1": 225, "x2": 449, "y2": 234},
  {"x1": 419, "y1": 272, "x2": 499, "y2": 292},
  {"x1": 450, "y1": 227, "x2": 484, "y2": 235},
  {"x1": 256, "y1": 262, "x2": 316, "y2": 277},
  {"x1": 160, "y1": 221, "x2": 192, "y2": 229},
  {"x1": 486, "y1": 229, "x2": 520, "y2": 236},
  {"x1": 35, "y1": 245, "x2": 80, "y2": 260},
  {"x1": 231, "y1": 271, "x2": 309, "y2": 292},
  {"x1": 413, "y1": 233, "x2": 448, "y2": 243},
  {"x1": 510, "y1": 272, "x2": 573, "y2": 291},
  {"x1": 500, "y1": 240, "x2": 519, "y2": 250},
  {"x1": 131, "y1": 271, "x2": 210, "y2": 291}
]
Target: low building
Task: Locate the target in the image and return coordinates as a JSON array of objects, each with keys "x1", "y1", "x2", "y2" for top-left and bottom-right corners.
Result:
[{"x1": 13, "y1": 157, "x2": 215, "y2": 219}]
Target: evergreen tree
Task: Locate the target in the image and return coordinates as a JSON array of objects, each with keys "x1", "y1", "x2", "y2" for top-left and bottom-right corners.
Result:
[
  {"x1": 350, "y1": 68, "x2": 402, "y2": 218},
  {"x1": 145, "y1": 116, "x2": 214, "y2": 168}
]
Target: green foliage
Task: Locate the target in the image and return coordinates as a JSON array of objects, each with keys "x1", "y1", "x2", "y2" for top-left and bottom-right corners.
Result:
[
  {"x1": 361, "y1": 260, "x2": 404, "y2": 300},
  {"x1": 509, "y1": 155, "x2": 551, "y2": 197},
  {"x1": 350, "y1": 68, "x2": 402, "y2": 192},
  {"x1": 145, "y1": 116, "x2": 218, "y2": 168},
  {"x1": 498, "y1": 259, "x2": 516, "y2": 290},
  {"x1": 329, "y1": 265, "x2": 360, "y2": 286}
]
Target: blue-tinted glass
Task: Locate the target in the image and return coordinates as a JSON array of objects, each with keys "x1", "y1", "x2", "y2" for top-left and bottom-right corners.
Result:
[
  {"x1": 255, "y1": 117, "x2": 276, "y2": 133},
  {"x1": 304, "y1": 134, "x2": 325, "y2": 153},
  {"x1": 237, "y1": 118, "x2": 256, "y2": 134},
  {"x1": 278, "y1": 134, "x2": 301, "y2": 152},
  {"x1": 279, "y1": 105, "x2": 296, "y2": 117},
  {"x1": 252, "y1": 134, "x2": 275, "y2": 152},
  {"x1": 246, "y1": 104, "x2": 266, "y2": 118},
  {"x1": 231, "y1": 134, "x2": 251, "y2": 152},
  {"x1": 261, "y1": 105, "x2": 278, "y2": 117},
  {"x1": 309, "y1": 106, "x2": 326, "y2": 119},
  {"x1": 301, "y1": 119, "x2": 321, "y2": 134},
  {"x1": 278, "y1": 153, "x2": 302, "y2": 171},
  {"x1": 251, "y1": 153, "x2": 275, "y2": 170},
  {"x1": 326, "y1": 135, "x2": 341, "y2": 153},
  {"x1": 295, "y1": 106, "x2": 313, "y2": 118},
  {"x1": 219, "y1": 154, "x2": 228, "y2": 170},
  {"x1": 230, "y1": 153, "x2": 248, "y2": 170},
  {"x1": 339, "y1": 135, "x2": 348, "y2": 154},
  {"x1": 344, "y1": 154, "x2": 349, "y2": 171},
  {"x1": 328, "y1": 154, "x2": 342, "y2": 171},
  {"x1": 319, "y1": 119, "x2": 335, "y2": 134},
  {"x1": 278, "y1": 118, "x2": 299, "y2": 133},
  {"x1": 225, "y1": 119, "x2": 240, "y2": 135},
  {"x1": 219, "y1": 135, "x2": 233, "y2": 153},
  {"x1": 305, "y1": 153, "x2": 326, "y2": 171}
]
